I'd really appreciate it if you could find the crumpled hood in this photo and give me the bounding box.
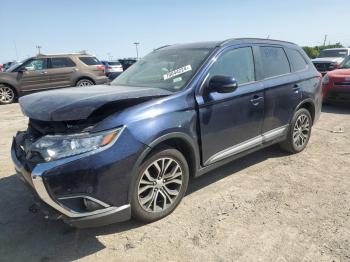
[19,85,172,121]
[312,57,344,63]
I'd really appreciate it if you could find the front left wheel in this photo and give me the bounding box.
[0,85,16,105]
[131,147,189,222]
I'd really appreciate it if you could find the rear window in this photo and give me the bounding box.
[108,61,121,66]
[286,49,308,72]
[51,57,76,68]
[79,56,101,65]
[319,49,348,58]
[260,47,291,78]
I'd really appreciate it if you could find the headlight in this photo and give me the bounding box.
[322,74,329,85]
[32,128,122,161]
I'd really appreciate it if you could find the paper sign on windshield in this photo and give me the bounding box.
[163,65,192,80]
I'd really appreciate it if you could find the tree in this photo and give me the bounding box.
[302,43,344,58]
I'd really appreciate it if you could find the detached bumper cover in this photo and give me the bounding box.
[11,138,132,228]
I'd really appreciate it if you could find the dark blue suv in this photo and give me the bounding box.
[11,38,322,228]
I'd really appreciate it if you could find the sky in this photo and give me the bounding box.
[1,0,350,63]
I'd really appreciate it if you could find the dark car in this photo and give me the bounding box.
[0,54,108,104]
[118,58,137,70]
[11,38,322,228]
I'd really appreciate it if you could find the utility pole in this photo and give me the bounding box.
[133,42,140,60]
[13,40,19,61]
[323,35,327,47]
[36,45,42,55]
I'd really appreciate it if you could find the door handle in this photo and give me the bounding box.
[40,71,48,75]
[293,84,300,93]
[250,95,263,106]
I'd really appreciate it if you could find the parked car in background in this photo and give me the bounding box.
[0,53,108,104]
[101,61,123,75]
[11,38,322,228]
[312,48,350,75]
[3,61,19,72]
[322,55,350,104]
[101,60,124,81]
[118,58,137,71]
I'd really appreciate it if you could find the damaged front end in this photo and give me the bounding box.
[12,85,169,227]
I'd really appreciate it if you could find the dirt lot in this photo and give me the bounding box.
[0,103,349,262]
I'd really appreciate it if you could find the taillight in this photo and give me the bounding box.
[96,65,104,70]
[108,66,112,69]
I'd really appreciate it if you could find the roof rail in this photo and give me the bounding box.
[36,52,90,56]
[220,38,296,46]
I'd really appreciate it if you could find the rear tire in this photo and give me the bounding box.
[279,108,312,153]
[76,79,94,87]
[0,85,16,105]
[131,147,189,222]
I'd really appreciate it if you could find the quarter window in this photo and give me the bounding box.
[208,47,255,85]
[286,49,308,72]
[260,47,290,78]
[79,56,101,65]
[51,57,76,68]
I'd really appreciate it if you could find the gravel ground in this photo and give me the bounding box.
[0,103,349,262]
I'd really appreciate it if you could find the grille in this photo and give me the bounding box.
[334,82,350,86]
[313,62,331,72]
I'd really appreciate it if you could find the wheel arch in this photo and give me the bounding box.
[127,132,200,202]
[0,82,19,98]
[295,99,315,124]
[75,76,96,86]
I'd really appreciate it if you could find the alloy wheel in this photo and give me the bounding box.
[0,86,14,104]
[137,158,183,213]
[77,80,93,86]
[293,113,310,149]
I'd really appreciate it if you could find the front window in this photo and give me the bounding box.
[319,49,348,58]
[340,56,350,69]
[20,59,47,71]
[111,48,211,92]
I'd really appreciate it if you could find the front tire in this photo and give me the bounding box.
[131,147,189,222]
[279,108,312,153]
[0,85,16,105]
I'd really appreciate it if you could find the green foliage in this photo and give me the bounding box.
[302,43,344,59]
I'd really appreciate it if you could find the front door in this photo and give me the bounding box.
[196,46,265,166]
[17,58,50,92]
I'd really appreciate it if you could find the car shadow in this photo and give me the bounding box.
[322,103,350,114]
[0,144,287,261]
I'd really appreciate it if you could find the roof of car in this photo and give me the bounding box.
[158,38,298,51]
[35,53,93,58]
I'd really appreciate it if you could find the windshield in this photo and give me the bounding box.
[5,61,22,72]
[111,48,211,92]
[319,49,348,58]
[340,56,350,69]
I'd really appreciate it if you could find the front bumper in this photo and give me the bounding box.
[323,86,350,103]
[11,137,133,228]
[95,76,109,85]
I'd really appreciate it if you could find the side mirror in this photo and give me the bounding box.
[207,75,238,93]
[18,67,27,73]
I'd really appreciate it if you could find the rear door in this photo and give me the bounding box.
[47,57,77,88]
[16,58,50,92]
[196,46,265,165]
[257,46,302,133]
